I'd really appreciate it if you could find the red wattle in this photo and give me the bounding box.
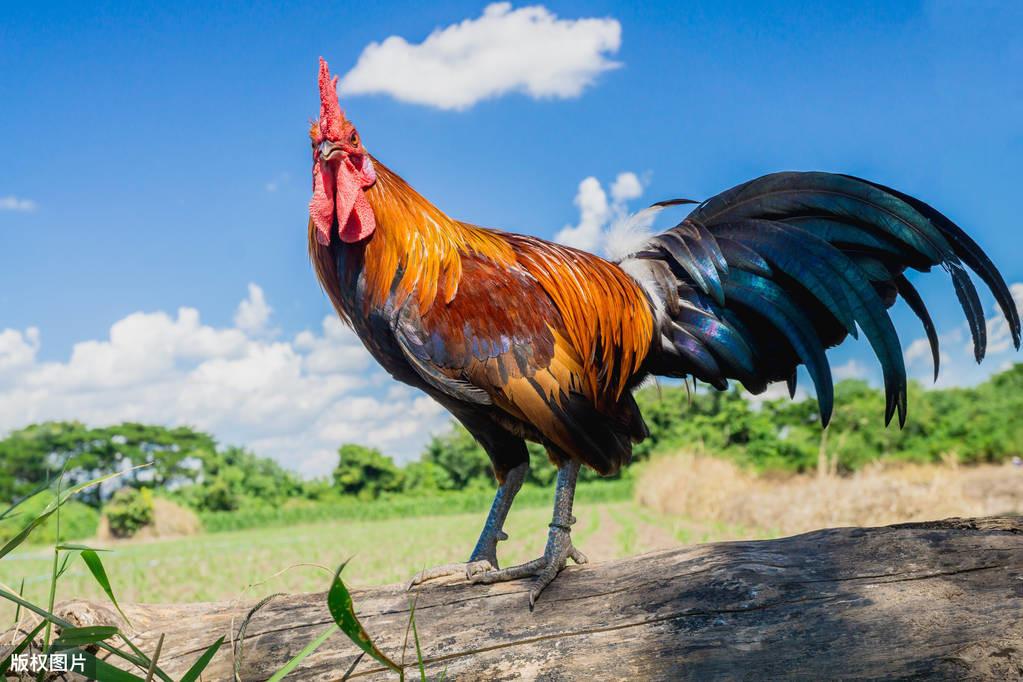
[310,162,336,246]
[336,158,376,243]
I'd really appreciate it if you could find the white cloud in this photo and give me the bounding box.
[984,282,1023,356]
[554,171,646,253]
[0,328,39,375]
[833,359,869,381]
[0,288,452,476]
[294,316,371,375]
[0,195,37,212]
[904,337,931,365]
[554,177,607,251]
[233,283,273,335]
[339,2,621,110]
[904,282,1022,388]
[904,336,952,373]
[610,172,643,204]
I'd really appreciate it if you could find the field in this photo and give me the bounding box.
[5,456,1020,627]
[1,495,761,623]
[638,454,1023,535]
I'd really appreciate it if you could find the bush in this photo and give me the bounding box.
[201,479,239,512]
[105,487,155,538]
[333,444,404,500]
[0,494,99,546]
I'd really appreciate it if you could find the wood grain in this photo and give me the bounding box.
[8,516,1023,680]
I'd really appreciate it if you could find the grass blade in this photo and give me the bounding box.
[0,620,46,676]
[41,469,69,663]
[79,650,149,682]
[327,561,400,674]
[56,543,111,552]
[0,586,169,680]
[341,652,365,681]
[117,634,173,682]
[233,593,283,682]
[13,577,25,625]
[266,625,335,682]
[56,551,78,579]
[179,635,225,682]
[0,465,150,561]
[144,633,164,682]
[410,599,426,682]
[0,482,50,523]
[81,549,131,626]
[53,625,119,647]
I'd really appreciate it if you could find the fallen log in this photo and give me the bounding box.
[12,516,1023,680]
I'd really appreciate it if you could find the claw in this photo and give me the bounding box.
[469,524,587,608]
[465,559,495,579]
[406,560,495,590]
[470,557,545,585]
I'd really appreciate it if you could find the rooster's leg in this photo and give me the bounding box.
[471,460,588,608]
[407,461,528,589]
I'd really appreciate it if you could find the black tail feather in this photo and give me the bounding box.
[620,171,1019,427]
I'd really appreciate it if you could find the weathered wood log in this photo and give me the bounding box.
[20,516,1023,680]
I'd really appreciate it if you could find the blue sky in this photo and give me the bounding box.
[1,1,1020,475]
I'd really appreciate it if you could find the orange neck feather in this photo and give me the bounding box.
[308,158,516,322]
[360,160,516,314]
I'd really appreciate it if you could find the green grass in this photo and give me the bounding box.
[2,495,763,624]
[198,479,633,533]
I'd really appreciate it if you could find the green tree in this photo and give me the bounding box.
[0,421,98,504]
[421,428,493,490]
[0,421,217,507]
[333,444,404,499]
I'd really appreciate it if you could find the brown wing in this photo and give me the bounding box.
[394,250,649,475]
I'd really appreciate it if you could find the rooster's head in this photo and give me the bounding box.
[309,57,377,246]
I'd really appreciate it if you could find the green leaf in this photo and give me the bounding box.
[81,549,131,626]
[410,599,426,681]
[0,586,162,679]
[0,483,50,523]
[266,626,335,682]
[0,465,150,560]
[179,636,225,682]
[56,543,110,552]
[0,620,46,676]
[327,561,400,673]
[12,577,25,624]
[56,551,78,579]
[117,634,174,682]
[78,650,148,682]
[340,653,365,682]
[53,625,119,647]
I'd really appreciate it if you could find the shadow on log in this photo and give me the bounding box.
[9,516,1023,680]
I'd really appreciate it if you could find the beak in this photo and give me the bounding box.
[319,140,346,162]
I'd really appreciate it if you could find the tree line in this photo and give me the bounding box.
[2,363,1020,512]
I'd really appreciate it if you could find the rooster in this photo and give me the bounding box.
[308,58,1020,607]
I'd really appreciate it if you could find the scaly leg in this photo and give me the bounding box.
[471,460,588,608]
[407,461,528,589]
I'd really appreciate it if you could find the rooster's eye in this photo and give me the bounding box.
[349,132,359,146]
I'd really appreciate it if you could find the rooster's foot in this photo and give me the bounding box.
[470,523,588,608]
[406,556,498,590]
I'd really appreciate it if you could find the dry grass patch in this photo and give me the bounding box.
[97,497,202,542]
[636,452,1023,536]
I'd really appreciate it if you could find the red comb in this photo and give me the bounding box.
[318,57,343,140]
